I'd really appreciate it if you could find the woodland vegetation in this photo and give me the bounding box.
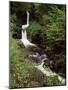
[10,1,66,88]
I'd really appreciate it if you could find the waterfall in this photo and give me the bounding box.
[21,11,65,85]
[21,11,37,48]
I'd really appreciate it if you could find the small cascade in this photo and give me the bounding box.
[21,11,37,48]
[29,50,65,85]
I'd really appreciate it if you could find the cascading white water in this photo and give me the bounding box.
[21,11,37,48]
[21,11,65,85]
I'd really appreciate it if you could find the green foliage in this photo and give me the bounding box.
[10,14,21,39]
[10,2,66,43]
[10,14,17,23]
[45,6,65,41]
[45,76,61,86]
[10,32,63,88]
[10,1,66,88]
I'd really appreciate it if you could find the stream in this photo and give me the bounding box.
[21,10,65,85]
[29,47,65,85]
